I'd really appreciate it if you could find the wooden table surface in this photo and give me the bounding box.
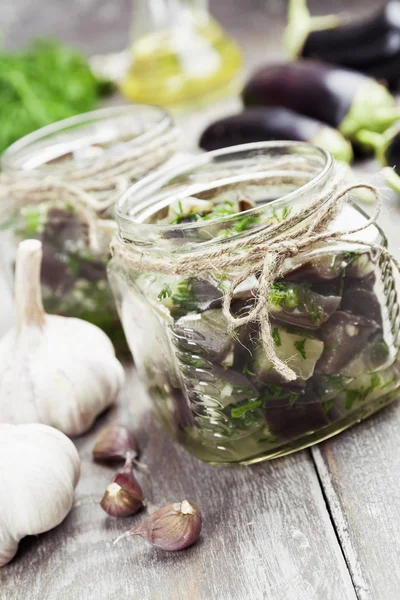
[2,1,400,599]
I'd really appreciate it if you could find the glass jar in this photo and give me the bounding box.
[121,0,242,106]
[108,142,400,464]
[0,105,177,351]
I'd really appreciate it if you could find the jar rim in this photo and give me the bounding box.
[1,104,173,173]
[115,141,333,245]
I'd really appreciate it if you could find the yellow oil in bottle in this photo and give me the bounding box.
[120,14,242,107]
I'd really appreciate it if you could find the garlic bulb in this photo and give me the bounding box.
[0,423,80,567]
[0,240,124,436]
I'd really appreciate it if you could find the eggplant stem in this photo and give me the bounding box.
[354,130,384,151]
[373,107,400,133]
[383,167,400,195]
[285,0,348,58]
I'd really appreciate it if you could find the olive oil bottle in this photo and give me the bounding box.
[121,0,242,107]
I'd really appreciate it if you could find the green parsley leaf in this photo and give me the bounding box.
[272,327,281,346]
[158,283,172,301]
[294,339,307,359]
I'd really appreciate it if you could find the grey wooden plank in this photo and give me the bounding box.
[309,174,400,600]
[0,365,356,600]
[312,399,400,600]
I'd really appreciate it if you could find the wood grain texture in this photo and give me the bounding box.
[1,366,356,600]
[312,401,400,600]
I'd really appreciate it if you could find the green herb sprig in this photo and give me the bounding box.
[0,39,108,153]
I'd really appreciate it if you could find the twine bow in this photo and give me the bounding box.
[111,176,400,382]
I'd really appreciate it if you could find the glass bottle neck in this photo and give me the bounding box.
[131,0,209,38]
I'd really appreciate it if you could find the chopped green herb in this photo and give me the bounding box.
[306,300,322,324]
[258,434,277,444]
[233,214,260,233]
[231,398,263,419]
[272,327,281,346]
[345,389,361,410]
[269,282,288,305]
[294,339,307,359]
[345,374,382,409]
[157,284,172,302]
[322,398,336,413]
[202,201,236,220]
[158,283,172,301]
[170,279,198,317]
[261,385,300,405]
[269,282,299,309]
[271,206,292,223]
[242,364,257,377]
[172,211,204,225]
[381,375,397,390]
[379,341,390,357]
[19,207,44,234]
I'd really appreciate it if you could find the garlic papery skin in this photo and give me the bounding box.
[0,423,80,567]
[93,424,139,462]
[115,500,202,551]
[0,240,125,436]
[100,453,144,517]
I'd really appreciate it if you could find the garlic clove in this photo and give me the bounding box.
[100,453,144,518]
[114,500,202,551]
[93,424,139,462]
[0,240,125,437]
[238,198,256,212]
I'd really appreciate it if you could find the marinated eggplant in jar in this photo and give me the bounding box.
[132,193,400,463]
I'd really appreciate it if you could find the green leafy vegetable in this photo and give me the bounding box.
[0,39,107,153]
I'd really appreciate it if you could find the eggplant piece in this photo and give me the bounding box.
[199,365,259,408]
[268,282,341,329]
[286,254,348,283]
[199,107,353,163]
[242,61,400,140]
[342,333,391,378]
[316,311,379,374]
[345,253,375,280]
[174,309,232,363]
[262,388,329,439]
[286,0,400,89]
[341,287,382,326]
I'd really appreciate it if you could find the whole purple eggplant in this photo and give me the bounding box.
[242,61,400,141]
[286,0,400,89]
[199,107,353,162]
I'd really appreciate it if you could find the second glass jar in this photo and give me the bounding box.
[0,105,177,351]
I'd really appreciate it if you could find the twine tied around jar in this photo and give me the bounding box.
[0,126,179,252]
[111,172,400,382]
